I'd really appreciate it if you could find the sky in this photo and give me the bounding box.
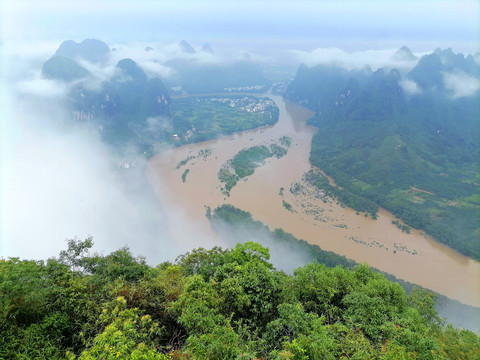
[0,0,479,261]
[1,0,479,53]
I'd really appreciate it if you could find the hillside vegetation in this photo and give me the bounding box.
[2,238,479,359]
[209,204,480,332]
[286,48,480,260]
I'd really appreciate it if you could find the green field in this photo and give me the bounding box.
[171,95,279,144]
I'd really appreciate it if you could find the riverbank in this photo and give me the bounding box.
[147,94,480,307]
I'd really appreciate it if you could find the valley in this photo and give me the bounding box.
[148,94,480,308]
[3,2,480,355]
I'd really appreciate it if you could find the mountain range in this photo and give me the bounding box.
[42,39,173,150]
[41,39,269,150]
[286,46,480,260]
[40,41,480,259]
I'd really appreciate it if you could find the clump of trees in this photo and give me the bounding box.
[218,139,292,195]
[1,237,479,359]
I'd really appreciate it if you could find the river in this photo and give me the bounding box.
[147,95,480,307]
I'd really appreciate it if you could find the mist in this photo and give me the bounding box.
[1,39,257,263]
[0,47,181,264]
[291,47,422,72]
[208,210,315,274]
[399,79,423,95]
[443,71,480,98]
[0,39,260,263]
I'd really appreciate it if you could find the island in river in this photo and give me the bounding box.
[147,94,480,308]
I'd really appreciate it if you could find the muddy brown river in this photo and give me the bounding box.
[148,95,480,307]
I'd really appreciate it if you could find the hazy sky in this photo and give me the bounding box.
[1,0,479,53]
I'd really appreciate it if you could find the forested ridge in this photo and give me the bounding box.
[2,237,479,359]
[286,48,480,260]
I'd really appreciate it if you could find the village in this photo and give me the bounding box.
[206,96,276,114]
[166,95,279,146]
[223,84,266,92]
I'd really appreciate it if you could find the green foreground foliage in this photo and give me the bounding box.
[2,237,479,359]
[209,204,480,332]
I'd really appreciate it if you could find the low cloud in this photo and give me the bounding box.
[76,59,120,91]
[15,76,71,98]
[139,60,175,78]
[0,41,180,264]
[0,97,178,263]
[146,116,173,133]
[109,41,224,76]
[108,41,269,80]
[210,217,314,274]
[443,71,480,98]
[399,79,422,95]
[137,116,174,145]
[0,40,59,77]
[291,47,421,71]
[474,53,480,65]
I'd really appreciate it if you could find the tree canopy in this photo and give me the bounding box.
[1,238,479,359]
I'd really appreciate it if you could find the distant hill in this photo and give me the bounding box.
[408,48,479,91]
[41,40,173,151]
[42,55,90,81]
[55,39,111,63]
[41,39,273,151]
[201,43,214,54]
[286,47,480,260]
[42,39,110,80]
[69,57,173,149]
[392,45,417,61]
[179,40,196,54]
